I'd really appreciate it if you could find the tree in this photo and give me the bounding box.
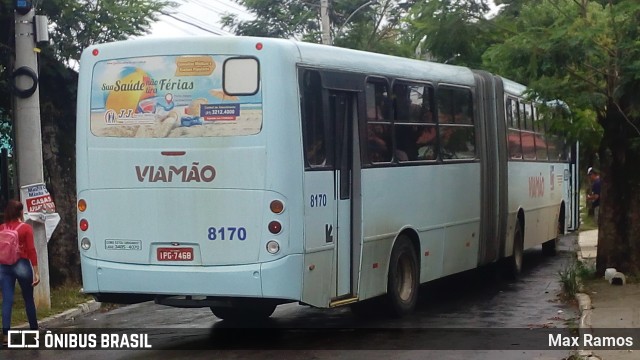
[0,0,174,285]
[483,0,640,275]
[220,0,415,56]
[406,0,493,67]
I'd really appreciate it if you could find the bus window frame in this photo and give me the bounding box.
[435,84,477,162]
[300,68,331,170]
[364,76,393,165]
[391,79,438,164]
[506,97,523,160]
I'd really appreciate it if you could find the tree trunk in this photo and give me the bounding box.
[39,55,80,286]
[42,115,80,285]
[595,102,640,275]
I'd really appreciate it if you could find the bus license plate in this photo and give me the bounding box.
[157,248,193,261]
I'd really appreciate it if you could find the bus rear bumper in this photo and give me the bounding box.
[80,254,303,305]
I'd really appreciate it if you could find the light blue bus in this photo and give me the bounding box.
[76,36,579,320]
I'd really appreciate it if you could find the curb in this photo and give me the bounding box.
[575,292,594,358]
[574,234,601,360]
[16,300,102,329]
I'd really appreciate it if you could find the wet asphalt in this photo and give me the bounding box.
[5,234,579,360]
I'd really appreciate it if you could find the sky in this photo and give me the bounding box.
[148,0,253,37]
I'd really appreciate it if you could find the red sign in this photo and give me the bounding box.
[26,194,56,213]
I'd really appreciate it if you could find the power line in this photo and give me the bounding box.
[159,11,229,36]
[177,12,233,35]
[154,18,203,36]
[205,0,250,14]
[188,0,227,17]
[153,0,252,37]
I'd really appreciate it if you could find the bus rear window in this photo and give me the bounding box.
[89,55,262,138]
[224,58,259,95]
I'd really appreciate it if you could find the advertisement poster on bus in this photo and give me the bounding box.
[89,55,263,138]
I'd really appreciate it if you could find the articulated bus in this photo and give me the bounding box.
[76,36,579,320]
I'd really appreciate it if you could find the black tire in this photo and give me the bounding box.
[210,303,276,321]
[386,235,419,317]
[11,66,38,98]
[542,216,563,256]
[504,219,524,280]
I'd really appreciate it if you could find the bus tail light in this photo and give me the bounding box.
[79,219,89,231]
[266,240,280,254]
[77,199,87,212]
[270,200,284,214]
[80,237,91,250]
[268,221,281,234]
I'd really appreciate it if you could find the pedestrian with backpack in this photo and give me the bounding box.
[0,200,39,346]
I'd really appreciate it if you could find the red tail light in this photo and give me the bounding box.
[79,219,89,231]
[268,221,281,234]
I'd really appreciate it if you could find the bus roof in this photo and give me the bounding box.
[83,36,476,87]
[293,40,476,86]
[501,77,527,97]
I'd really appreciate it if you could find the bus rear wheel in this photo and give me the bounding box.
[210,303,276,321]
[504,219,524,280]
[542,216,563,256]
[386,235,419,317]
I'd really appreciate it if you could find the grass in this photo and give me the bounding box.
[557,190,599,300]
[554,185,601,296]
[1,281,93,327]
[558,258,597,299]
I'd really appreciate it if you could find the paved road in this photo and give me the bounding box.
[4,235,579,359]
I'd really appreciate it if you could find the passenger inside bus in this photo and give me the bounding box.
[368,124,391,162]
[306,139,327,166]
[416,126,437,160]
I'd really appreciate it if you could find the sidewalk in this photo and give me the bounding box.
[576,229,640,360]
[15,299,102,330]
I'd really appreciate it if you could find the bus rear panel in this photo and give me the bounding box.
[76,38,303,307]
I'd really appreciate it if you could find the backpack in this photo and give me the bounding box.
[0,223,24,265]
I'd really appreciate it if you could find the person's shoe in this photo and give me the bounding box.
[2,334,7,347]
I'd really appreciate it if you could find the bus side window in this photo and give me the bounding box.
[437,86,476,160]
[365,80,392,164]
[521,102,536,160]
[301,70,328,168]
[533,107,548,161]
[507,98,523,160]
[393,82,436,162]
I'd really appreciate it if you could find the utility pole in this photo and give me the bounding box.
[320,0,332,45]
[13,1,51,309]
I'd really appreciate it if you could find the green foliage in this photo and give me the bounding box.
[39,0,175,62]
[0,108,11,151]
[558,258,596,299]
[220,0,323,40]
[407,0,493,67]
[483,0,640,161]
[220,0,414,55]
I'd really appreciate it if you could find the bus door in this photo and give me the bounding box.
[567,142,580,231]
[329,90,361,299]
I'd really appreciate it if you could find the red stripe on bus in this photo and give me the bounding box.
[161,151,186,156]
